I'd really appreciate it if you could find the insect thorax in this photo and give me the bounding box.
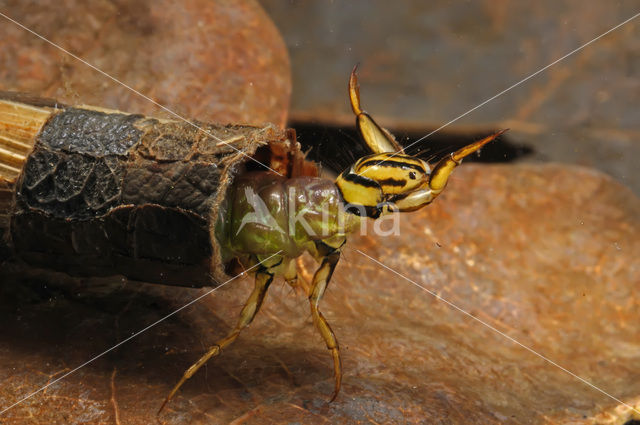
[216,172,361,263]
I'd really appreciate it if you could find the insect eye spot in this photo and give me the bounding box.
[409,171,417,180]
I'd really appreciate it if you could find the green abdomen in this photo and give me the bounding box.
[218,172,352,262]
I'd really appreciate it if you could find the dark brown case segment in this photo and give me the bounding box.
[9,106,284,287]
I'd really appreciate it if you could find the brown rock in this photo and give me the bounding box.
[0,0,291,126]
[0,163,638,424]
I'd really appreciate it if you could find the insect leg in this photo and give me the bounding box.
[294,256,314,296]
[283,258,307,296]
[159,258,278,413]
[308,243,342,402]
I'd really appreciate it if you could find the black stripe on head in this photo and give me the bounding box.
[341,170,381,188]
[358,159,425,172]
[387,192,409,203]
[377,177,407,187]
[344,204,382,219]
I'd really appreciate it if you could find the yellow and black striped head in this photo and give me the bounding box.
[337,66,506,219]
[335,152,431,218]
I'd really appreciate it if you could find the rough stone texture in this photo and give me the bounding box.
[0,0,291,127]
[0,1,638,424]
[260,0,640,193]
[0,164,638,424]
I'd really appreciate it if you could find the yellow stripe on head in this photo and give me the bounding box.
[335,166,383,208]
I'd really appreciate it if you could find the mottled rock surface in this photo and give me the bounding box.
[0,0,291,127]
[0,164,638,424]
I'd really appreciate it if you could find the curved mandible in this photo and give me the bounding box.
[349,65,404,154]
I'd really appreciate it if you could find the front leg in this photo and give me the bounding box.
[308,242,343,402]
[159,256,279,413]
